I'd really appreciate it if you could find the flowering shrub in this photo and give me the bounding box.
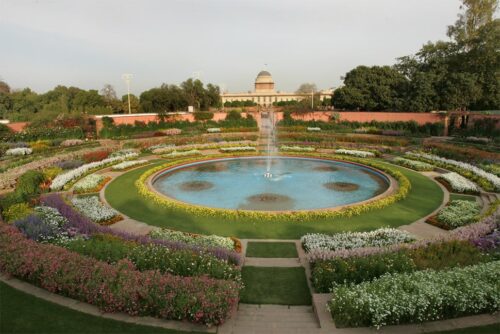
[439,172,479,193]
[219,146,256,152]
[14,206,68,243]
[280,145,315,152]
[392,157,434,171]
[207,128,221,133]
[71,196,119,224]
[112,159,149,171]
[149,228,235,251]
[334,149,375,158]
[40,194,242,265]
[329,261,500,328]
[60,139,84,147]
[435,200,481,229]
[82,150,110,163]
[135,153,411,222]
[50,153,138,190]
[5,147,32,156]
[301,228,414,253]
[406,152,500,191]
[73,174,108,194]
[0,223,240,326]
[306,210,500,262]
[163,149,201,158]
[64,233,241,282]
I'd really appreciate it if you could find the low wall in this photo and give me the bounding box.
[284,111,445,125]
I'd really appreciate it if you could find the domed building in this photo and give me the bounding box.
[221,70,333,108]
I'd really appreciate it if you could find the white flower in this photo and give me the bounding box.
[307,127,321,131]
[71,196,118,223]
[207,128,221,133]
[280,145,315,152]
[335,149,375,158]
[219,146,256,152]
[112,160,149,170]
[74,174,105,192]
[149,229,235,250]
[163,150,201,158]
[5,147,32,156]
[440,172,479,193]
[393,157,433,171]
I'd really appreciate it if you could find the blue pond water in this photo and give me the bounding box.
[153,157,389,211]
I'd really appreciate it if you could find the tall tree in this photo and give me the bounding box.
[447,0,498,45]
[0,80,10,94]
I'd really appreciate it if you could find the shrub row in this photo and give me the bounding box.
[0,223,240,326]
[329,261,500,328]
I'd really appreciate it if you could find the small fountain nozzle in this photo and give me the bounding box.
[263,172,273,178]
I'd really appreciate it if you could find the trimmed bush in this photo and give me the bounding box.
[435,200,481,229]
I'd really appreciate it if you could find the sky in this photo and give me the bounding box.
[0,0,462,96]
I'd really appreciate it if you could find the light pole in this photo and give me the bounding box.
[311,90,314,110]
[121,74,133,114]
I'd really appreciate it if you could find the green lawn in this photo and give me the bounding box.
[246,242,298,258]
[240,267,311,305]
[0,282,201,334]
[450,193,478,202]
[105,161,444,239]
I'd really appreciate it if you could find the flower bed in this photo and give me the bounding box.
[406,152,500,191]
[0,223,240,326]
[207,128,221,133]
[329,261,500,328]
[14,206,69,243]
[438,172,479,193]
[136,153,410,222]
[280,145,316,152]
[392,157,434,171]
[149,228,235,251]
[334,149,375,158]
[219,146,256,152]
[60,139,84,147]
[430,200,481,229]
[71,196,121,225]
[163,149,201,158]
[111,159,150,171]
[307,127,321,132]
[306,210,499,262]
[40,193,242,265]
[50,152,138,190]
[5,147,32,156]
[83,150,110,163]
[73,174,109,194]
[301,228,414,253]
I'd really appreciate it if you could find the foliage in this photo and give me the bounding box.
[392,157,434,171]
[13,206,69,243]
[71,196,119,224]
[0,223,240,326]
[2,203,33,223]
[149,228,235,251]
[435,200,481,229]
[193,111,214,121]
[301,228,415,253]
[329,261,500,328]
[82,150,110,163]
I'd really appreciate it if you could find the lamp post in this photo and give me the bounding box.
[121,74,133,114]
[311,90,314,110]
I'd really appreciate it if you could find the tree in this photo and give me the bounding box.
[121,94,140,114]
[0,80,10,94]
[296,83,318,94]
[447,0,498,45]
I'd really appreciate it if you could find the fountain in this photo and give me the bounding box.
[263,108,277,178]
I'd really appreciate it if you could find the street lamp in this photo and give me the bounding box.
[311,90,314,110]
[121,74,133,114]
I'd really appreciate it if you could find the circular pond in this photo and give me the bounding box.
[152,157,390,211]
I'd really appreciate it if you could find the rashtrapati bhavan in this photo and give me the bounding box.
[220,70,333,107]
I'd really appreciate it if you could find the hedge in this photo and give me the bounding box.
[0,223,240,326]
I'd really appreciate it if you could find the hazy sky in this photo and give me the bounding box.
[0,0,462,96]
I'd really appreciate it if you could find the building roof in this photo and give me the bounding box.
[257,70,271,77]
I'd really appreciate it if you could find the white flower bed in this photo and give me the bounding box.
[280,145,315,152]
[393,157,434,171]
[71,196,118,223]
[330,261,500,328]
[219,146,256,152]
[301,228,415,252]
[307,127,321,132]
[110,149,138,158]
[60,139,84,147]
[148,143,175,153]
[207,128,221,133]
[5,147,32,156]
[465,136,490,144]
[335,149,375,158]
[50,153,138,190]
[163,150,201,158]
[440,172,479,193]
[73,174,105,193]
[112,160,149,170]
[150,229,235,250]
[407,152,500,190]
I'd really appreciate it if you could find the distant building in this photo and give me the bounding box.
[220,70,333,107]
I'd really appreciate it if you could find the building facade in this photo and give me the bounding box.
[220,70,333,107]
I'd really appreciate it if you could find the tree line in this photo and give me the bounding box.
[0,78,222,122]
[333,0,499,112]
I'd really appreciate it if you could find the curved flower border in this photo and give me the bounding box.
[134,153,411,222]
